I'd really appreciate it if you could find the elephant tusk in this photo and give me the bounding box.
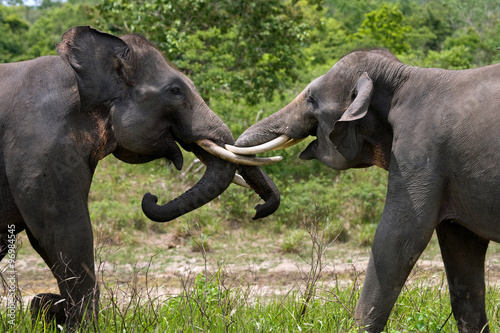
[195,139,283,166]
[226,135,306,155]
[272,137,306,150]
[232,173,251,188]
[225,135,290,155]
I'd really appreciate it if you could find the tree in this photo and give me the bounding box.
[0,5,29,62]
[350,3,411,54]
[324,0,377,33]
[23,2,89,58]
[300,2,348,66]
[92,0,310,105]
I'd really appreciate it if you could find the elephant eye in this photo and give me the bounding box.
[170,87,183,96]
[306,93,317,106]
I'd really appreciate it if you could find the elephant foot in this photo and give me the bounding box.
[30,293,66,326]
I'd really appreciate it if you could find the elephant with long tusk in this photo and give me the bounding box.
[233,48,500,333]
[0,26,281,329]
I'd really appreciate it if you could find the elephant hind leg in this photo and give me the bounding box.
[436,220,489,333]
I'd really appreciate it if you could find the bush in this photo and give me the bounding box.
[281,229,309,254]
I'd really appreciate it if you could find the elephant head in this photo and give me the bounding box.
[232,50,395,171]
[56,26,281,221]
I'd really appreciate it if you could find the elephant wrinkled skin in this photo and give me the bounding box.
[0,26,279,328]
[235,49,500,332]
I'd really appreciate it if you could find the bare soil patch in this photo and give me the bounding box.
[4,231,500,303]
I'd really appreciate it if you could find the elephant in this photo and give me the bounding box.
[0,26,280,328]
[231,48,500,332]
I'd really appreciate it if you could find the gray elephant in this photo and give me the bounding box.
[0,26,280,328]
[232,49,500,332]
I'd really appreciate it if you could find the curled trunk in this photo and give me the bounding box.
[141,139,281,222]
[142,145,236,222]
[237,165,280,219]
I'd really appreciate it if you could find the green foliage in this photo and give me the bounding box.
[301,3,349,64]
[325,0,378,33]
[0,6,29,62]
[92,0,310,105]
[281,228,309,253]
[189,272,231,313]
[23,3,89,58]
[0,1,93,63]
[351,3,411,53]
[424,45,472,70]
[401,0,453,52]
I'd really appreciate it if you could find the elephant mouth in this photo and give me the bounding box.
[297,124,319,159]
[163,135,184,171]
[308,124,319,137]
[168,136,282,189]
[174,136,283,168]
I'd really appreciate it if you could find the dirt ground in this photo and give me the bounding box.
[4,231,500,304]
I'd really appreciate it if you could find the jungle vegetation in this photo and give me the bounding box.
[1,1,500,331]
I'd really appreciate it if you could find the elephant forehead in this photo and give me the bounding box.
[324,59,358,84]
[307,75,330,93]
[137,60,172,81]
[126,45,174,81]
[135,84,162,99]
[327,58,350,75]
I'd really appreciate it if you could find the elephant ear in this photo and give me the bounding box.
[56,26,132,107]
[329,72,373,161]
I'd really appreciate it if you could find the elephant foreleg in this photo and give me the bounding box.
[8,146,100,329]
[436,220,489,333]
[24,213,99,328]
[26,229,67,325]
[30,293,66,325]
[355,165,442,332]
[354,219,435,332]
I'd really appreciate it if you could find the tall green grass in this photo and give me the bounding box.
[2,263,499,332]
[2,209,500,332]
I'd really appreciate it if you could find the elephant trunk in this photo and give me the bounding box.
[237,165,280,219]
[235,94,310,148]
[235,111,288,148]
[142,145,236,222]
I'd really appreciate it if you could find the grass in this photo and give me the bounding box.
[2,245,500,332]
[2,155,500,332]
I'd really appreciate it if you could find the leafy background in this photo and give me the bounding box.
[2,1,500,331]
